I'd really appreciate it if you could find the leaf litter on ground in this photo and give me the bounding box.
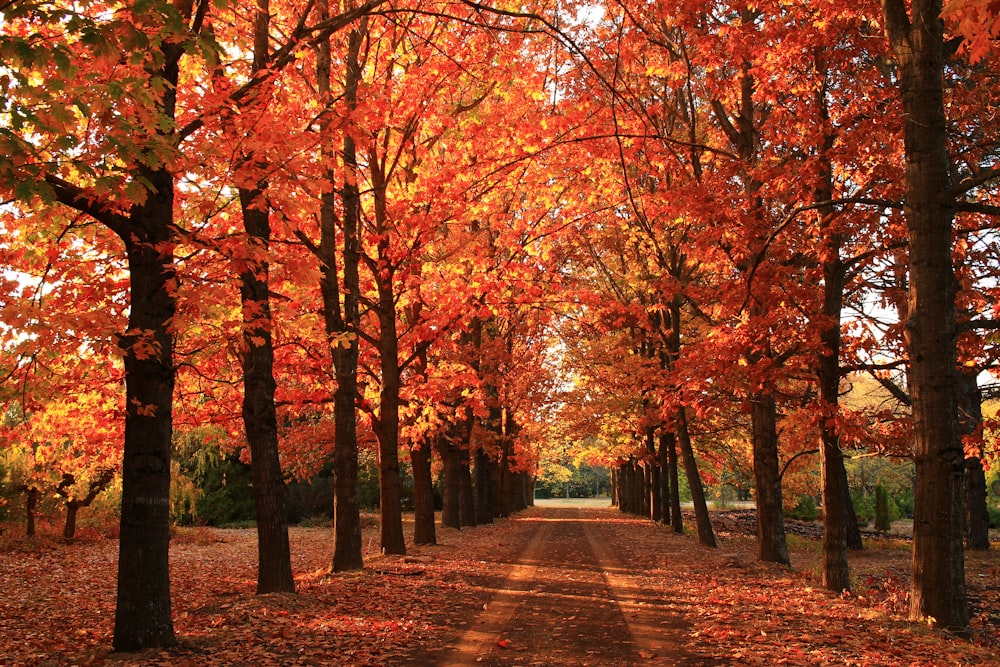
[1,506,998,666]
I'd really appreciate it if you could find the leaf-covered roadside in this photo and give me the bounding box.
[2,507,999,666]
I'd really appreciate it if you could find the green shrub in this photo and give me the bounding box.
[892,488,914,518]
[988,505,1000,529]
[851,489,874,526]
[787,494,819,521]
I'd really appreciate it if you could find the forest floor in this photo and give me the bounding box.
[1,502,999,666]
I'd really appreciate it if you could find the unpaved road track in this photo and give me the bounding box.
[438,506,714,666]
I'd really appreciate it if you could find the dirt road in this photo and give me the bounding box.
[436,505,714,666]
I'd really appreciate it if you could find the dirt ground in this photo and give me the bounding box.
[2,503,999,666]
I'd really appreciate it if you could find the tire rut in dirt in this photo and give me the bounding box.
[464,509,639,666]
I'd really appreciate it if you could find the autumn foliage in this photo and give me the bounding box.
[1,0,999,654]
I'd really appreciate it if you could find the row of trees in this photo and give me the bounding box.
[538,0,1000,637]
[1,0,998,650]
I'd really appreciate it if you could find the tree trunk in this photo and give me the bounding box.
[882,0,968,633]
[965,457,989,550]
[959,368,989,550]
[57,470,115,542]
[846,495,864,551]
[750,391,789,565]
[475,446,495,525]
[658,433,671,524]
[374,277,406,555]
[411,440,436,545]
[439,434,462,529]
[236,0,295,595]
[664,433,683,533]
[621,462,632,514]
[64,501,80,542]
[368,132,406,556]
[632,459,644,516]
[676,409,716,547]
[237,198,295,592]
[814,66,852,591]
[24,486,39,538]
[642,461,652,518]
[459,447,476,527]
[316,13,365,572]
[113,184,178,651]
[643,425,661,522]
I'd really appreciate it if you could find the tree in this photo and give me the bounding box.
[55,468,116,541]
[881,0,969,634]
[0,1,199,647]
[230,0,296,596]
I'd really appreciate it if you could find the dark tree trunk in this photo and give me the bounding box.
[750,391,789,565]
[497,431,513,519]
[621,462,632,514]
[374,275,406,554]
[611,467,619,507]
[620,463,631,514]
[459,447,476,527]
[846,495,864,551]
[237,197,295,592]
[112,179,178,651]
[676,409,716,547]
[632,459,644,516]
[665,433,683,533]
[23,486,39,538]
[475,447,495,525]
[64,502,80,542]
[817,248,850,584]
[814,68,852,591]
[658,433,671,524]
[643,427,661,522]
[411,440,436,545]
[47,70,178,657]
[642,461,652,518]
[368,140,406,557]
[882,0,968,633]
[440,435,462,529]
[959,369,989,550]
[649,462,662,523]
[42,23,187,652]
[316,14,365,572]
[235,0,295,595]
[965,457,989,550]
[56,470,115,542]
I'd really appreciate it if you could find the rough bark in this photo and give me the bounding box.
[475,446,496,525]
[21,486,39,538]
[112,178,178,651]
[316,10,365,571]
[411,440,436,545]
[882,0,969,634]
[56,470,115,542]
[813,64,852,591]
[439,433,462,529]
[664,433,683,533]
[366,134,406,556]
[45,59,178,656]
[750,391,790,565]
[658,433,671,524]
[236,0,295,595]
[237,199,295,591]
[676,409,716,548]
[459,447,476,527]
[958,369,989,550]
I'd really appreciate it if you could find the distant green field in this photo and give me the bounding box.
[534,497,614,508]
